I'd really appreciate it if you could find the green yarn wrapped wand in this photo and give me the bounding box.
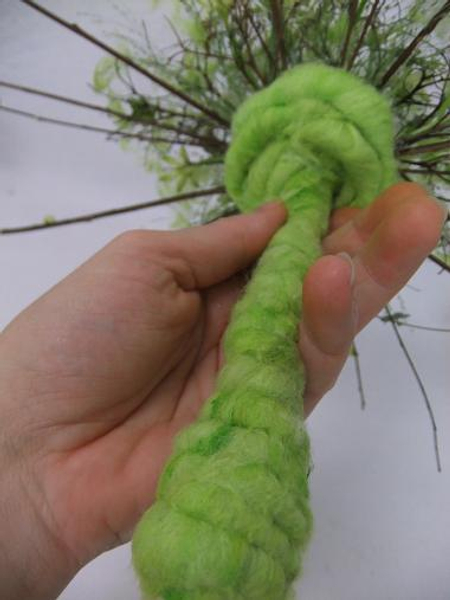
[132,63,399,599]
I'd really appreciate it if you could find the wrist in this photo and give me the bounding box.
[0,449,78,600]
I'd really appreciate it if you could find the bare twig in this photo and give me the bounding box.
[394,69,433,108]
[402,119,450,147]
[246,8,275,68]
[0,79,225,148]
[270,0,288,71]
[400,322,450,333]
[347,0,382,71]
[399,141,450,156]
[225,22,260,89]
[379,0,450,88]
[164,20,234,114]
[407,76,450,135]
[21,0,229,127]
[428,253,450,274]
[351,342,367,410]
[234,4,268,85]
[0,186,226,234]
[384,304,442,472]
[340,0,359,67]
[0,79,120,115]
[0,104,208,147]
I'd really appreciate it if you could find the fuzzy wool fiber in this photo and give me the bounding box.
[132,63,399,600]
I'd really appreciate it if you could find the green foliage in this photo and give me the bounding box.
[93,56,116,92]
[93,0,450,221]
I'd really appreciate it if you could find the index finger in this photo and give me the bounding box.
[349,190,446,332]
[323,182,437,256]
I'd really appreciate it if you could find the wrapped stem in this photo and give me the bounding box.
[132,184,333,600]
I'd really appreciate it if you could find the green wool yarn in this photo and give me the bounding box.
[132,63,399,600]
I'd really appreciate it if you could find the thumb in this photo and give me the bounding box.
[164,201,287,289]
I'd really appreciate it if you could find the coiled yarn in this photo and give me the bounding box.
[132,63,398,600]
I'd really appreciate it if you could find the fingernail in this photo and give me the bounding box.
[336,251,355,288]
[255,200,285,214]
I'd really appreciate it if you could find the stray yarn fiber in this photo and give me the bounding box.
[132,63,398,600]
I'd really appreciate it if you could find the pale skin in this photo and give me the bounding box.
[0,182,446,600]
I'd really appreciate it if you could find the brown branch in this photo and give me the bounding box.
[0,79,120,115]
[0,186,226,234]
[225,22,260,90]
[399,322,450,333]
[270,0,288,71]
[167,47,235,64]
[401,165,450,183]
[165,21,234,114]
[246,8,275,68]
[379,0,450,88]
[285,0,303,22]
[384,304,442,472]
[395,71,439,108]
[0,104,209,147]
[401,119,450,146]
[346,0,382,71]
[405,73,450,135]
[0,79,225,149]
[197,49,235,113]
[399,141,450,156]
[351,342,367,410]
[340,0,359,67]
[234,4,267,86]
[21,0,229,127]
[428,253,450,274]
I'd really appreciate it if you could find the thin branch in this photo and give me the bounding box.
[246,8,275,68]
[384,304,442,473]
[347,0,382,71]
[0,79,224,148]
[165,20,234,114]
[428,253,450,273]
[270,0,288,71]
[21,0,229,127]
[402,118,450,146]
[340,0,359,67]
[0,79,119,115]
[351,342,367,410]
[401,167,450,184]
[225,22,260,90]
[285,0,303,22]
[400,322,450,333]
[379,0,450,88]
[399,141,450,156]
[394,70,437,108]
[394,69,427,108]
[0,186,226,234]
[408,78,450,134]
[234,4,268,86]
[0,104,208,147]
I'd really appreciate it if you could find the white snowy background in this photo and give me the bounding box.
[0,2,449,599]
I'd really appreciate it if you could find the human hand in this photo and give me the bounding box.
[300,182,447,413]
[0,182,445,599]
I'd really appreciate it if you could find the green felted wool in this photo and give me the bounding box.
[132,63,399,599]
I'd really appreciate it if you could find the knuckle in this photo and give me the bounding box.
[387,181,428,199]
[112,229,152,250]
[110,229,170,260]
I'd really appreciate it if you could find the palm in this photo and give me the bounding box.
[2,242,246,565]
[1,185,443,572]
